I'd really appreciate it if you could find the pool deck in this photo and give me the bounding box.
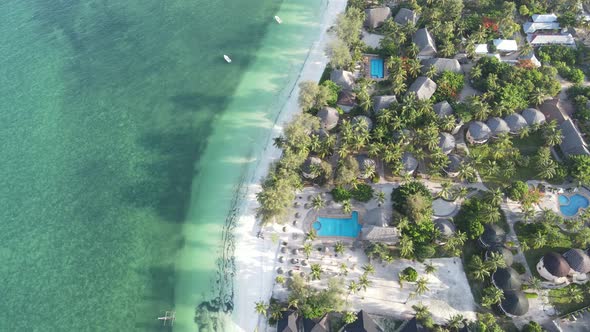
[303,207,367,241]
[362,54,388,81]
[526,181,590,219]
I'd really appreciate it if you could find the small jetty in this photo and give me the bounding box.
[157,311,176,326]
[274,15,282,24]
[223,54,232,63]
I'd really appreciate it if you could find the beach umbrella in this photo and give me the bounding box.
[294,202,300,208]
[282,241,288,246]
[282,226,287,232]
[292,220,297,226]
[295,212,301,218]
[291,258,300,264]
[279,256,285,263]
[300,272,306,277]
[281,247,288,254]
[292,248,299,255]
[277,267,284,274]
[302,260,308,266]
[288,270,294,276]
[304,203,310,209]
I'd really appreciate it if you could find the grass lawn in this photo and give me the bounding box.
[514,221,573,278]
[549,284,590,315]
[467,131,567,188]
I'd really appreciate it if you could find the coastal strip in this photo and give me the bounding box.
[230,0,347,331]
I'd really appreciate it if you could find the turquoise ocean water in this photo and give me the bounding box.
[0,0,324,331]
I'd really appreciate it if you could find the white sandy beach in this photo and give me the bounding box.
[230,0,347,331]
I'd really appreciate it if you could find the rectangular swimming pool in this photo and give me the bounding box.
[370,58,384,78]
[313,211,361,237]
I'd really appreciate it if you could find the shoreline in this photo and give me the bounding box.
[230,0,347,330]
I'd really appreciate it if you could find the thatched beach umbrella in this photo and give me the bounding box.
[282,226,287,232]
[295,212,301,218]
[288,270,295,276]
[294,202,300,208]
[302,260,308,266]
[281,247,288,254]
[279,256,285,263]
[291,258,300,264]
[277,267,284,274]
[292,248,299,255]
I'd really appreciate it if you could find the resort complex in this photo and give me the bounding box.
[252,1,590,332]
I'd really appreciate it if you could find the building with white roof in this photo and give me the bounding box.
[523,22,560,33]
[474,43,488,55]
[493,39,518,54]
[532,14,558,23]
[529,34,575,47]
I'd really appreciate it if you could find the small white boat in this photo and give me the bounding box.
[223,54,232,63]
[274,15,282,24]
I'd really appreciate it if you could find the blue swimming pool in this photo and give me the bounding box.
[370,58,384,78]
[559,194,589,217]
[313,211,362,237]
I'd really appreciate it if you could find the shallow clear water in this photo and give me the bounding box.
[559,194,589,217]
[314,211,362,237]
[0,0,324,330]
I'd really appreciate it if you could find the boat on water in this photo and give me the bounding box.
[223,54,232,63]
[274,15,282,24]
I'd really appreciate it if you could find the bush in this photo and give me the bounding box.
[506,181,529,201]
[401,267,418,282]
[415,244,436,260]
[350,183,374,202]
[331,186,351,202]
[321,80,341,106]
[433,71,465,102]
[524,293,539,299]
[522,320,543,332]
[391,182,433,220]
[512,262,526,275]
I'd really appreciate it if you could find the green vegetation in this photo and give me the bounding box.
[400,266,418,282]
[454,197,502,240]
[537,45,584,83]
[433,71,464,102]
[350,183,374,202]
[549,283,590,314]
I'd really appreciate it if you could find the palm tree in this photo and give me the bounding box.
[342,199,352,214]
[399,235,415,258]
[567,286,585,303]
[470,65,482,80]
[348,280,360,294]
[458,163,476,183]
[268,302,283,321]
[358,273,372,291]
[376,191,386,206]
[254,301,268,316]
[311,194,325,210]
[519,42,533,56]
[363,163,376,179]
[339,263,349,276]
[486,188,504,206]
[334,241,345,255]
[305,229,317,241]
[362,263,376,276]
[303,242,313,259]
[456,186,469,199]
[425,262,437,274]
[530,87,548,106]
[543,126,563,147]
[343,311,357,324]
[527,276,541,291]
[481,286,505,308]
[446,314,465,331]
[408,42,420,58]
[532,231,547,249]
[287,298,299,310]
[519,126,531,139]
[415,277,429,295]
[275,275,286,285]
[469,256,491,281]
[408,59,423,78]
[438,182,453,200]
[412,302,430,318]
[485,251,507,271]
[310,263,322,280]
[426,65,437,79]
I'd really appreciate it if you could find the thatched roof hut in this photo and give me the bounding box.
[317,107,339,131]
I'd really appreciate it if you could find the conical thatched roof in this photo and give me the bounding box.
[342,310,382,332]
[413,28,437,58]
[301,156,322,179]
[433,101,454,118]
[505,113,528,133]
[468,121,491,142]
[364,7,391,29]
[373,95,397,114]
[500,290,529,316]
[330,70,355,90]
[492,267,522,290]
[277,311,299,332]
[353,115,373,131]
[444,154,462,174]
[394,8,418,26]
[521,108,546,126]
[407,76,437,100]
[486,245,514,266]
[542,252,570,277]
[301,314,329,332]
[438,132,456,154]
[402,152,418,174]
[563,249,590,274]
[434,218,456,237]
[479,224,506,248]
[317,107,339,131]
[421,58,462,74]
[486,117,510,136]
